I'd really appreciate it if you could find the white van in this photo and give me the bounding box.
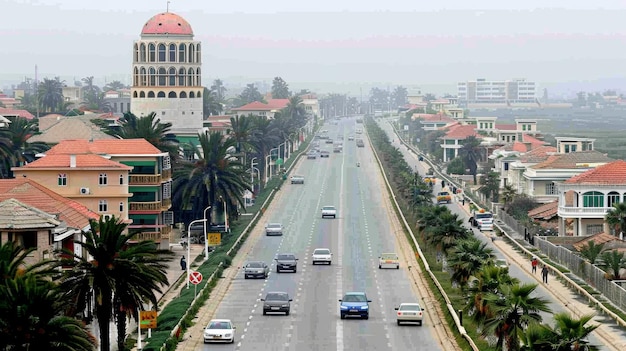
[473,212,494,231]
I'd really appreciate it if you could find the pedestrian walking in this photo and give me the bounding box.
[441,180,446,188]
[531,257,538,274]
[541,265,549,284]
[180,256,187,271]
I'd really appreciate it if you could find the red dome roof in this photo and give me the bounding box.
[141,12,193,36]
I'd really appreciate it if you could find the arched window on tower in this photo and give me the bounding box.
[149,67,156,86]
[169,44,176,62]
[178,68,186,86]
[196,43,201,62]
[133,91,138,98]
[190,91,195,98]
[180,91,187,98]
[134,44,139,62]
[197,90,202,98]
[140,91,146,98]
[188,44,194,63]
[168,67,176,86]
[158,67,166,86]
[158,44,166,62]
[149,43,156,62]
[168,91,177,98]
[140,43,146,62]
[188,68,194,86]
[157,91,166,98]
[148,91,155,98]
[196,68,201,86]
[140,67,147,86]
[179,43,186,62]
[133,67,139,86]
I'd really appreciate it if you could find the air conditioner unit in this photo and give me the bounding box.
[80,187,90,195]
[102,214,113,221]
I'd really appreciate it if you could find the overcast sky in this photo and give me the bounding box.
[1,0,626,94]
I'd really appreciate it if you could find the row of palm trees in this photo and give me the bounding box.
[365,117,599,351]
[0,217,174,351]
[0,116,50,178]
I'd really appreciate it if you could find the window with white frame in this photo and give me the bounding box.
[582,191,604,207]
[608,192,620,208]
[58,173,67,186]
[163,155,171,170]
[99,173,108,185]
[99,200,108,212]
[586,224,603,235]
[545,183,556,195]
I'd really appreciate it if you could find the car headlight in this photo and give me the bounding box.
[361,305,369,310]
[281,304,289,308]
[224,333,232,338]
[340,305,348,310]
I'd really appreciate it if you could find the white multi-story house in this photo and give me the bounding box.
[458,78,536,105]
[231,99,289,120]
[558,160,626,237]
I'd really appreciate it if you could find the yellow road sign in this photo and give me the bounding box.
[207,232,221,246]
[140,310,157,329]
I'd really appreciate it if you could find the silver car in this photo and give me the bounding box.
[321,206,337,218]
[265,223,283,236]
[312,248,332,265]
[262,292,292,315]
[395,303,425,326]
[244,261,269,279]
[290,175,305,184]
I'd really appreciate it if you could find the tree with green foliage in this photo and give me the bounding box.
[2,116,50,175]
[57,216,173,351]
[237,83,264,106]
[479,171,500,202]
[500,184,516,210]
[37,77,65,112]
[599,250,626,280]
[448,238,495,290]
[459,135,482,184]
[271,77,291,99]
[103,80,127,91]
[203,87,222,116]
[465,265,520,327]
[604,202,626,238]
[446,157,465,175]
[392,85,408,108]
[578,241,604,264]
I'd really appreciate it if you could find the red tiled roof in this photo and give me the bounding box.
[420,113,455,123]
[46,139,162,155]
[443,124,479,139]
[496,124,517,131]
[533,150,612,170]
[267,99,290,109]
[18,154,132,169]
[572,233,622,252]
[232,99,290,112]
[0,179,99,229]
[141,12,193,36]
[528,201,558,220]
[519,145,557,163]
[0,107,34,120]
[522,134,548,148]
[565,160,626,185]
[511,141,529,152]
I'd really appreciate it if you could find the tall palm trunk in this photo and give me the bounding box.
[116,304,128,351]
[96,288,113,351]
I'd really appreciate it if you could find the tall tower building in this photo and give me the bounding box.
[131,12,203,140]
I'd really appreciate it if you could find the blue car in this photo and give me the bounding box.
[339,292,371,319]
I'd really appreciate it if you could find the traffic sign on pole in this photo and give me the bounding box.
[189,271,203,285]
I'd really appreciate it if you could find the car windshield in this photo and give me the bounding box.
[343,294,367,302]
[314,249,330,255]
[322,206,335,210]
[381,253,398,260]
[277,254,295,260]
[247,262,263,268]
[475,213,493,219]
[267,223,281,228]
[438,192,449,196]
[266,293,289,301]
[399,304,421,311]
[208,321,231,329]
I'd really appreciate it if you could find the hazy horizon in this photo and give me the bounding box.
[2,1,626,96]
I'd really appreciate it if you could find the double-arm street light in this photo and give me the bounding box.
[267,147,279,180]
[203,206,211,260]
[186,218,206,289]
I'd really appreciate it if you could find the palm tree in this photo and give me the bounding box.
[547,313,599,351]
[103,80,127,91]
[519,323,555,351]
[0,241,95,351]
[109,112,179,164]
[5,117,50,168]
[283,95,307,125]
[210,79,227,103]
[465,265,520,328]
[57,216,174,351]
[482,283,552,351]
[37,77,64,112]
[605,202,626,238]
[578,241,604,264]
[173,131,251,224]
[459,135,482,184]
[248,116,280,188]
[0,128,14,178]
[448,238,495,290]
[500,184,517,210]
[81,91,111,112]
[424,211,470,253]
[203,87,222,116]
[598,250,626,280]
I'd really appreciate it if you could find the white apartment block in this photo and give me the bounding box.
[457,78,536,105]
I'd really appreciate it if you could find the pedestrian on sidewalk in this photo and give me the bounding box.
[180,256,187,271]
[541,265,549,284]
[531,257,538,274]
[441,180,446,189]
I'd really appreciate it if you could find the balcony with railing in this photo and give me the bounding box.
[130,201,161,211]
[558,206,611,218]
[131,225,172,242]
[129,174,161,185]
[161,198,171,209]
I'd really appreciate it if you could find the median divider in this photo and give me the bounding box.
[366,121,480,351]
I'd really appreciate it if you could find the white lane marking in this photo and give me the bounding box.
[336,134,346,351]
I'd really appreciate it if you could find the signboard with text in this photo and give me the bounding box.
[140,311,157,329]
[207,232,221,246]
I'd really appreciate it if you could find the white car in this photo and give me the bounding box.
[348,135,354,140]
[321,205,337,218]
[290,175,305,184]
[203,319,235,343]
[312,248,332,265]
[395,303,424,326]
[379,253,400,269]
[494,258,509,270]
[265,223,284,236]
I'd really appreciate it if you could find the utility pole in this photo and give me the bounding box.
[35,65,39,118]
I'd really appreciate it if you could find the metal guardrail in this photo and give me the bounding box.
[368,119,480,351]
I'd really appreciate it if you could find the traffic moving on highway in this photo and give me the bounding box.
[198,116,441,350]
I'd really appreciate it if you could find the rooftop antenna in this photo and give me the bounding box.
[166,1,170,12]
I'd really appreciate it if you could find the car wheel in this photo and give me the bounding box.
[230,338,235,344]
[418,321,423,326]
[286,310,290,316]
[328,262,331,265]
[244,275,249,279]
[293,268,297,273]
[263,310,267,315]
[312,261,316,265]
[340,314,345,320]
[396,265,400,269]
[378,265,381,269]
[333,215,336,218]
[364,315,369,320]
[276,268,281,273]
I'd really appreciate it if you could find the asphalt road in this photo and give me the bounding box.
[379,117,612,351]
[200,117,443,351]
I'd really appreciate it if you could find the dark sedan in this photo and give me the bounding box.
[262,292,292,315]
[275,253,298,273]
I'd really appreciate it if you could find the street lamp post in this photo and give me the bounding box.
[250,157,257,187]
[220,196,229,233]
[265,154,271,184]
[187,219,206,289]
[203,206,211,260]
[269,147,278,176]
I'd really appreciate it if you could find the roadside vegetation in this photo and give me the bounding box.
[365,116,600,351]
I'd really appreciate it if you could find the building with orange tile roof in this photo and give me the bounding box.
[557,160,626,237]
[441,124,480,162]
[35,139,173,246]
[231,99,290,119]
